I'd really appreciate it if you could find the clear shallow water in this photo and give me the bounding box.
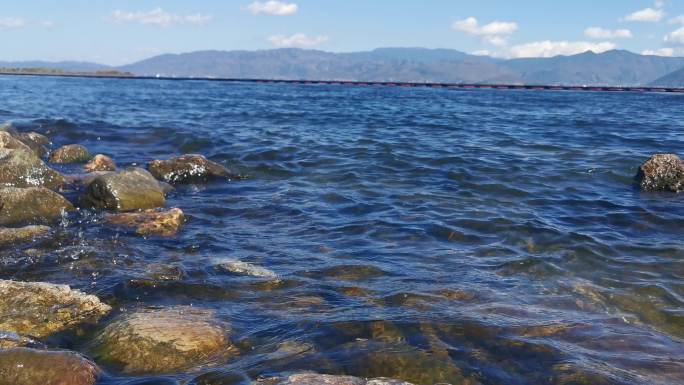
[1,75,683,384]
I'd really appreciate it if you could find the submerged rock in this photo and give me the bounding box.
[0,187,73,226]
[0,148,65,189]
[82,167,165,211]
[0,225,51,246]
[105,208,185,237]
[15,132,50,158]
[148,154,236,184]
[91,306,233,374]
[253,374,415,385]
[216,259,279,279]
[0,280,111,338]
[84,154,116,172]
[636,154,684,192]
[49,144,91,164]
[0,348,100,385]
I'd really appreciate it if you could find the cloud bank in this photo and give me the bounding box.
[452,17,518,46]
[584,27,632,39]
[268,33,328,47]
[247,1,298,16]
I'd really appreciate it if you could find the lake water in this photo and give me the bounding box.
[1,75,683,385]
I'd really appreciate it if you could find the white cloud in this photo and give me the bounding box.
[111,8,213,27]
[584,27,632,39]
[267,33,328,47]
[503,41,616,58]
[41,21,55,29]
[671,15,684,24]
[247,1,298,16]
[0,17,27,30]
[664,26,684,45]
[452,17,518,46]
[641,48,675,56]
[624,7,665,22]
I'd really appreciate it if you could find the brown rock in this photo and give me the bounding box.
[636,154,684,192]
[0,280,111,338]
[105,208,185,237]
[0,187,74,226]
[0,225,51,246]
[0,348,99,385]
[91,306,233,374]
[49,144,91,164]
[84,154,116,172]
[0,148,65,189]
[0,332,39,349]
[148,154,236,184]
[14,132,50,158]
[82,167,165,211]
[0,131,33,153]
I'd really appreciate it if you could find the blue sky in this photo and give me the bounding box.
[2,0,684,65]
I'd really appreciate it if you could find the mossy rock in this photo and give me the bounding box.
[90,306,234,374]
[82,167,165,211]
[0,187,74,226]
[49,144,91,164]
[148,154,236,184]
[0,280,111,338]
[0,148,65,189]
[0,348,100,385]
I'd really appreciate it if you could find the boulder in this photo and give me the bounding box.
[0,122,19,136]
[0,187,74,226]
[14,132,50,158]
[0,131,34,153]
[91,306,233,374]
[105,208,185,237]
[0,225,51,246]
[636,154,684,192]
[148,154,236,184]
[0,348,99,385]
[0,280,111,338]
[49,144,91,164]
[84,154,116,172]
[253,374,415,385]
[0,148,65,189]
[82,167,165,211]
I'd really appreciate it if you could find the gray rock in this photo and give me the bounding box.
[14,132,50,158]
[0,148,65,189]
[49,144,91,164]
[0,131,34,153]
[90,306,233,374]
[0,187,74,226]
[253,374,416,385]
[0,280,111,338]
[0,348,100,385]
[0,225,51,246]
[215,258,279,279]
[148,154,236,184]
[636,154,684,192]
[82,167,165,211]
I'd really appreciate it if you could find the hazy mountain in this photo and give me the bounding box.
[3,48,684,86]
[0,60,111,72]
[649,66,684,87]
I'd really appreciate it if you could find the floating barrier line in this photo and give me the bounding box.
[2,72,683,93]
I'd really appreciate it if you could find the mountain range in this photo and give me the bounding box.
[3,48,684,87]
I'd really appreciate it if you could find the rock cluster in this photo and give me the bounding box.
[636,153,684,192]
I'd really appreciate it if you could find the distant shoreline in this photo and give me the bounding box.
[2,71,684,94]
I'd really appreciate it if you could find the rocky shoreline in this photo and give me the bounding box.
[0,119,681,384]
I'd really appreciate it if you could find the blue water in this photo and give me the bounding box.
[1,75,684,385]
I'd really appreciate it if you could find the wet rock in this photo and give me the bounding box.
[49,144,91,164]
[105,208,185,237]
[148,154,236,184]
[82,167,165,211]
[0,225,51,246]
[0,332,39,349]
[84,154,116,172]
[0,131,34,153]
[216,259,278,279]
[91,306,233,374]
[147,263,186,281]
[0,148,65,189]
[636,154,684,192]
[65,171,113,186]
[0,187,74,226]
[0,280,111,338]
[0,348,100,385]
[14,132,50,158]
[253,374,415,385]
